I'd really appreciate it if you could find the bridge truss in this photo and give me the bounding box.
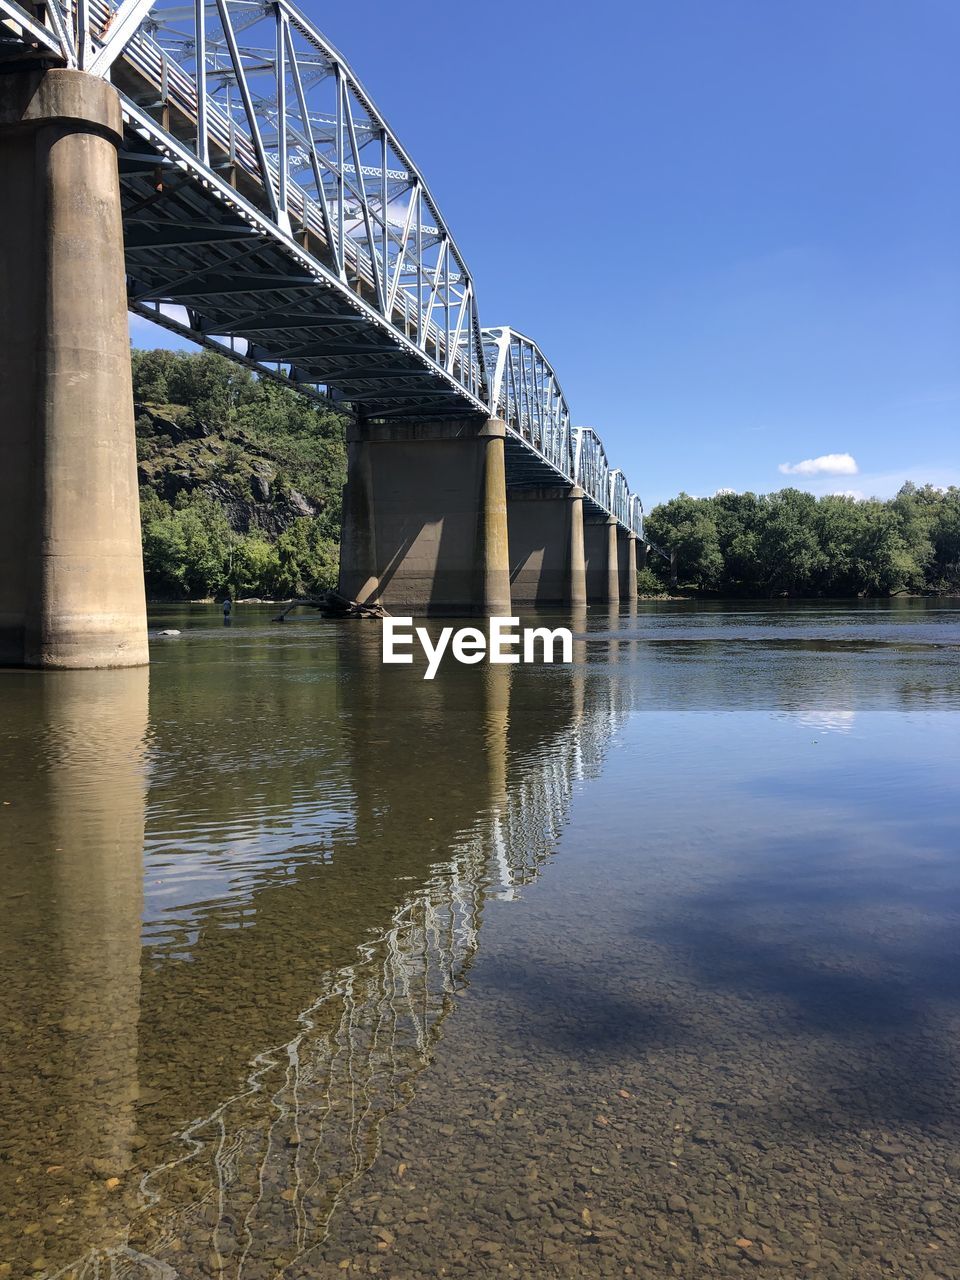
[0,0,645,536]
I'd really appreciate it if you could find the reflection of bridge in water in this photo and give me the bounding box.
[0,624,637,1278]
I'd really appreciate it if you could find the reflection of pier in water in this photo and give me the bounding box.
[17,630,636,1279]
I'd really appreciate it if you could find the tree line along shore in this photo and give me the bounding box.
[134,350,960,602]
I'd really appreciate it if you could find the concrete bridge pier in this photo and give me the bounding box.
[584,515,620,607]
[618,530,639,604]
[568,486,587,609]
[0,70,148,668]
[507,483,587,609]
[339,416,512,615]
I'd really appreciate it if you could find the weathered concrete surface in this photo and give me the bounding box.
[606,517,621,607]
[569,485,587,609]
[507,485,585,608]
[584,515,620,605]
[482,421,511,615]
[619,530,639,603]
[0,70,148,667]
[339,417,511,615]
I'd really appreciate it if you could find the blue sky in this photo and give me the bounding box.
[131,0,959,508]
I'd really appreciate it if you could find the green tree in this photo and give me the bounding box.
[645,494,723,590]
[135,348,347,598]
[712,491,763,592]
[753,489,823,595]
[643,482,954,599]
[929,487,960,591]
[140,490,234,598]
[233,535,280,597]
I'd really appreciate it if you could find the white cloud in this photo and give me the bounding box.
[829,489,864,500]
[779,452,859,477]
[792,465,960,501]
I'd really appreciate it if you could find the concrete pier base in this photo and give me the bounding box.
[507,484,586,608]
[619,531,639,604]
[338,416,511,615]
[0,70,148,668]
[584,515,620,606]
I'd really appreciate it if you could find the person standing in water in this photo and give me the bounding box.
[223,596,233,625]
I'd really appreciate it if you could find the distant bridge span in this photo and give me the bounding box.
[0,0,652,662]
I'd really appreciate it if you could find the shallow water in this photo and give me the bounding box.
[1,600,959,1278]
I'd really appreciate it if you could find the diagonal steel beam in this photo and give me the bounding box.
[0,0,67,57]
[320,368,443,381]
[215,0,279,220]
[278,343,399,357]
[341,77,386,312]
[343,389,463,402]
[221,313,369,331]
[146,273,319,298]
[124,225,262,250]
[284,17,339,274]
[87,0,158,76]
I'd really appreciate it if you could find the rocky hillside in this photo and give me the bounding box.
[137,404,323,535]
[133,349,347,600]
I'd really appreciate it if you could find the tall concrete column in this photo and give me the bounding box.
[0,70,148,668]
[569,486,587,609]
[606,518,620,608]
[481,423,511,615]
[339,416,511,615]
[619,531,639,604]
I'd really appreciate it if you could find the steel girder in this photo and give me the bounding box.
[0,0,647,536]
[482,326,573,478]
[481,328,644,537]
[608,470,629,528]
[574,428,609,522]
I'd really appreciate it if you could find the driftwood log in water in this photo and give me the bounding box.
[272,591,388,622]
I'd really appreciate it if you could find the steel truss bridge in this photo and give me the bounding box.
[1,0,645,537]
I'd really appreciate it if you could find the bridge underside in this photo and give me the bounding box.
[112,79,484,422]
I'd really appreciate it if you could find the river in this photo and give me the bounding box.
[1,601,958,1278]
